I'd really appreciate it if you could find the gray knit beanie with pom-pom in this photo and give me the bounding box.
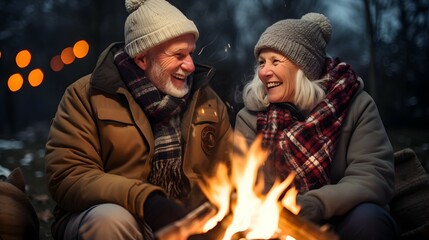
[124,0,199,57]
[254,13,332,80]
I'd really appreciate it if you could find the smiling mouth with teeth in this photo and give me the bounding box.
[267,82,281,89]
[173,74,186,80]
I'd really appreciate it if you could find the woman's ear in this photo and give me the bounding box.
[134,53,148,70]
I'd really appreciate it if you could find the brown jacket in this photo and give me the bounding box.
[45,43,233,235]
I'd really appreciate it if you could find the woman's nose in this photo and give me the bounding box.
[259,65,273,79]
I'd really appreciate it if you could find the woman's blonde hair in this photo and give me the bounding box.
[242,65,326,114]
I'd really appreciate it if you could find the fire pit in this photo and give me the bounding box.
[155,135,339,240]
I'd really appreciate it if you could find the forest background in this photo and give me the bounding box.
[1,0,429,133]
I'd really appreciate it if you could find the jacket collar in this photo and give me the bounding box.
[90,42,216,96]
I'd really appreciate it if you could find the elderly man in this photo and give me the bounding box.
[45,0,233,239]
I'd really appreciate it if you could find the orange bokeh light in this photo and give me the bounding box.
[28,68,44,87]
[8,73,24,92]
[73,40,89,58]
[16,49,32,68]
[50,55,64,72]
[61,47,75,65]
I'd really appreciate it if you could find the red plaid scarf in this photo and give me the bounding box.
[114,50,190,198]
[257,58,360,192]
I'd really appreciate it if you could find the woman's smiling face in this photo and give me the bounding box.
[257,49,299,103]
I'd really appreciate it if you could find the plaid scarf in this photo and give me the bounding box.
[257,57,360,192]
[114,50,190,198]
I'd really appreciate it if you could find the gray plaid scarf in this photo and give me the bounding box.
[114,50,190,198]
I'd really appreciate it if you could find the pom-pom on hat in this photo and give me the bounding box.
[254,13,332,80]
[124,0,199,57]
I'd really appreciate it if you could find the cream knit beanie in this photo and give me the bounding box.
[124,0,199,57]
[254,13,332,80]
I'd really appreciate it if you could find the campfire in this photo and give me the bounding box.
[155,135,339,240]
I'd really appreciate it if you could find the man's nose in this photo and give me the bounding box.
[181,55,195,73]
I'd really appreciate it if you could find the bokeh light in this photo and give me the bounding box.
[16,49,32,68]
[28,68,44,87]
[6,40,90,92]
[50,55,64,72]
[73,40,89,58]
[8,73,24,92]
[60,47,75,64]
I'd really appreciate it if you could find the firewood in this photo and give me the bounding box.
[155,202,339,240]
[155,202,217,240]
[275,209,339,240]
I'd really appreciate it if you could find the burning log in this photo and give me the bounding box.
[224,208,339,240]
[276,208,339,240]
[154,202,218,240]
[155,201,339,240]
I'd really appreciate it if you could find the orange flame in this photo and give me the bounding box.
[198,134,301,240]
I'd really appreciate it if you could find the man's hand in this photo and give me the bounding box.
[144,192,187,232]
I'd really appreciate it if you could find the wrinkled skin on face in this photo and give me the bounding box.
[135,33,196,98]
[257,49,299,103]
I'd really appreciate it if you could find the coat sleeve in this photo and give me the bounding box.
[304,91,395,219]
[45,77,162,219]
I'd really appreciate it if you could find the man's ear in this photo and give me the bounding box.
[134,53,148,70]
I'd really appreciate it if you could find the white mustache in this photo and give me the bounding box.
[174,69,190,79]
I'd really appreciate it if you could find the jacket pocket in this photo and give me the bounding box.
[97,108,134,125]
[194,99,219,124]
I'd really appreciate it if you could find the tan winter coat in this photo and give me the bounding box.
[45,43,233,236]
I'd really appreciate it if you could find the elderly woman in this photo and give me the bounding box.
[235,13,399,240]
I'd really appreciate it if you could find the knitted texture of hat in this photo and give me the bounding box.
[124,0,199,57]
[254,13,332,80]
